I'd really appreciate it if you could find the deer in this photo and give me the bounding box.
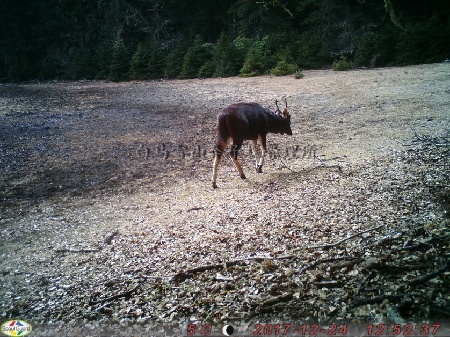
[212,98,292,189]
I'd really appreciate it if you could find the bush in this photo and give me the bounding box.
[332,56,353,71]
[271,60,297,76]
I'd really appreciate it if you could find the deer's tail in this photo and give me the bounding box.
[215,114,230,152]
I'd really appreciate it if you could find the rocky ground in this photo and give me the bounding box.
[0,63,449,335]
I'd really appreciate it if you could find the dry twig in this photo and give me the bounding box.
[409,262,449,286]
[307,224,386,250]
[55,248,99,253]
[258,292,294,310]
[352,294,406,305]
[89,284,140,305]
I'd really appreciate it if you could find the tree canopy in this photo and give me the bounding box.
[1,0,449,81]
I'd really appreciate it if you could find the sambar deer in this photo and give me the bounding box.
[212,99,292,188]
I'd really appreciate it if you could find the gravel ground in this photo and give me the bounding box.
[0,63,449,335]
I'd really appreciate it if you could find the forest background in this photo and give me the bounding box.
[1,0,449,82]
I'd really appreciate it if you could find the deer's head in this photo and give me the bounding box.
[275,98,292,136]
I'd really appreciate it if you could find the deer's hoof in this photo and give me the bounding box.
[240,174,246,179]
[212,182,218,189]
[256,165,263,173]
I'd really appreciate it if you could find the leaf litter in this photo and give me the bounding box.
[0,64,449,334]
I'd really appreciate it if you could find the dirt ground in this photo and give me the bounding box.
[1,64,449,335]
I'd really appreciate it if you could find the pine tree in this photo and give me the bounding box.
[164,47,185,78]
[213,32,240,77]
[109,39,129,82]
[148,48,165,78]
[130,42,149,80]
[180,35,213,79]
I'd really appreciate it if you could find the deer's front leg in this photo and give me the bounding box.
[256,135,267,173]
[230,144,246,179]
[250,140,260,171]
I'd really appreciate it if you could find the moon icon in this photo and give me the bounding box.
[222,325,234,336]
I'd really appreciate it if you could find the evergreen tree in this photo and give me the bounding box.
[109,39,129,82]
[164,47,185,78]
[213,32,240,77]
[95,45,112,79]
[181,36,214,79]
[148,48,165,78]
[354,32,380,67]
[1,0,450,81]
[240,36,272,76]
[130,42,149,80]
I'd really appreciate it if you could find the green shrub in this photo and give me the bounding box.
[271,60,297,76]
[332,56,353,71]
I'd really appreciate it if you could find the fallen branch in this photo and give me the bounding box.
[171,255,297,282]
[409,262,449,286]
[258,292,293,310]
[55,249,99,253]
[172,257,269,282]
[362,229,409,250]
[299,257,361,273]
[92,301,112,313]
[278,158,342,174]
[352,294,406,305]
[314,280,340,288]
[187,207,204,212]
[292,224,385,253]
[89,284,140,305]
[307,224,386,250]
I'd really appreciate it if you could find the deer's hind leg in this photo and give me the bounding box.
[212,139,228,189]
[230,142,246,180]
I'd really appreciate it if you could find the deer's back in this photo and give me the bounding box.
[219,103,271,140]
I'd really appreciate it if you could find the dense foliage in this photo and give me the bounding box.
[1,0,449,81]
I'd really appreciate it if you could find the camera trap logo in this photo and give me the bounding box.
[1,320,32,336]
